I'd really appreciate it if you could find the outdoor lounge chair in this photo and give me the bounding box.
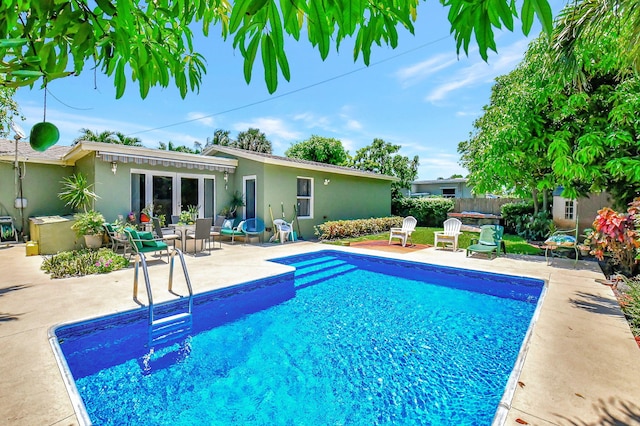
[220,219,245,244]
[388,216,417,247]
[466,225,506,259]
[124,228,170,261]
[434,218,462,251]
[544,225,579,266]
[242,217,266,244]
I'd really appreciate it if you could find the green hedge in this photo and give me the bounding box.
[392,197,454,227]
[314,216,403,240]
[41,248,129,279]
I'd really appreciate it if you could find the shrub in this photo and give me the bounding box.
[41,248,129,279]
[619,277,640,336]
[501,201,551,241]
[315,217,403,240]
[591,198,640,277]
[392,197,454,227]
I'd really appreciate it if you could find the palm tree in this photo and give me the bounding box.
[73,128,115,144]
[236,128,272,154]
[113,132,142,146]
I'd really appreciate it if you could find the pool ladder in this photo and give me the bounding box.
[133,249,194,346]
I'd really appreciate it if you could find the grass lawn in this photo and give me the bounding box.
[327,227,543,256]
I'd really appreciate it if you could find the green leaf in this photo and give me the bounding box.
[229,0,252,33]
[10,69,44,77]
[308,0,330,60]
[261,33,277,93]
[95,0,117,16]
[530,0,553,35]
[243,33,260,83]
[0,38,28,48]
[115,60,126,99]
[521,0,534,36]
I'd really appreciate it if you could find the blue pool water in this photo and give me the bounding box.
[53,250,544,425]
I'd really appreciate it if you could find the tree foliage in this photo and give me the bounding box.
[159,140,201,154]
[0,86,21,137]
[0,0,553,97]
[73,128,142,146]
[285,135,349,165]
[235,127,272,153]
[459,4,640,209]
[350,138,418,200]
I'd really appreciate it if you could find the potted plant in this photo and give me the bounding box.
[227,191,245,218]
[71,210,106,248]
[58,173,105,249]
[140,203,153,223]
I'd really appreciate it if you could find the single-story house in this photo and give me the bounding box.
[410,178,473,199]
[0,139,394,251]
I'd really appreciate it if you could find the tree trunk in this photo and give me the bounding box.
[542,189,549,213]
[531,188,540,214]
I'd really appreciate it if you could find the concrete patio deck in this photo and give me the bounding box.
[1,241,639,425]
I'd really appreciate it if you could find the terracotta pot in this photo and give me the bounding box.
[140,213,150,222]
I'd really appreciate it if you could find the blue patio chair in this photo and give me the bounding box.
[242,218,265,244]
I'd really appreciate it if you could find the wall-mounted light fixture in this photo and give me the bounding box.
[111,161,118,175]
[324,179,331,186]
[223,171,229,190]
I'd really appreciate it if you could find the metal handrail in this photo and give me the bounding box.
[133,252,154,323]
[133,249,194,325]
[168,248,194,315]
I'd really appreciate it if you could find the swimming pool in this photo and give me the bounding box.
[50,250,545,425]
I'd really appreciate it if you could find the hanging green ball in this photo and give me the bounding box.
[30,122,60,152]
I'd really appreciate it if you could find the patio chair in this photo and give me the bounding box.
[220,219,245,244]
[152,217,180,249]
[209,215,226,249]
[544,225,579,266]
[434,218,462,251]
[103,223,129,256]
[466,225,506,259]
[388,216,417,247]
[124,228,170,262]
[185,217,213,255]
[272,219,292,244]
[242,217,266,244]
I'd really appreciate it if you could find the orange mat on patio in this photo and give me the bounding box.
[349,240,431,253]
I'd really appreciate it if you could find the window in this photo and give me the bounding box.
[564,200,575,220]
[441,188,456,198]
[297,177,313,218]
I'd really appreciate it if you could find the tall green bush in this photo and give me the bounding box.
[501,201,551,241]
[392,197,454,227]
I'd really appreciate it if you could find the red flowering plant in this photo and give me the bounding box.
[591,198,640,277]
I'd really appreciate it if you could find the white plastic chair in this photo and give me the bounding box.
[272,219,292,244]
[434,218,462,251]
[388,216,417,247]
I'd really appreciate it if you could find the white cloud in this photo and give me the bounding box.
[455,110,480,117]
[395,53,458,88]
[425,39,529,103]
[232,117,302,140]
[292,112,334,132]
[186,112,215,127]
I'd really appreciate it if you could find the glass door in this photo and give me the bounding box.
[153,175,174,220]
[244,176,256,219]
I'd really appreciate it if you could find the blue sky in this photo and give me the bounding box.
[13,2,560,180]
